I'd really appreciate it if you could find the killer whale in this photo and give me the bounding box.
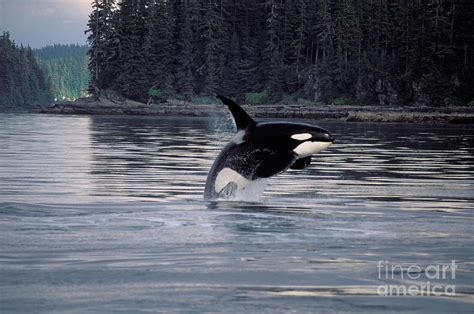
[204,95,334,200]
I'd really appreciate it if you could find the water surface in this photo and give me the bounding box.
[1,114,473,312]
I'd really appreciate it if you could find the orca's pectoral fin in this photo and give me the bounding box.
[217,181,238,199]
[216,95,256,130]
[255,153,297,179]
[290,156,311,170]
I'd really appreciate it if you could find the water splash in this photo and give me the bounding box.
[216,178,268,202]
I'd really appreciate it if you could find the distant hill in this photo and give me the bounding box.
[0,32,53,112]
[34,44,90,101]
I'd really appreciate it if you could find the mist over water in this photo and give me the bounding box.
[0,113,473,312]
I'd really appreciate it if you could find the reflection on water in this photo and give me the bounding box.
[0,113,473,312]
[88,116,219,201]
[1,114,473,211]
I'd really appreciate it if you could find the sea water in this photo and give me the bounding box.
[0,113,473,312]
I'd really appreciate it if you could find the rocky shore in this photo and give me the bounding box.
[38,96,474,124]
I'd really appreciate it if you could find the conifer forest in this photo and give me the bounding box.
[34,44,90,101]
[87,0,474,106]
[0,32,53,111]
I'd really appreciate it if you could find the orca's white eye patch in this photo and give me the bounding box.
[291,133,312,141]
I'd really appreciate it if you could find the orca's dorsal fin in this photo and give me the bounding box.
[217,95,256,130]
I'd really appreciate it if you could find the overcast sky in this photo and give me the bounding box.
[0,0,92,48]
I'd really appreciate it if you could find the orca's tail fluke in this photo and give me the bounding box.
[216,95,256,130]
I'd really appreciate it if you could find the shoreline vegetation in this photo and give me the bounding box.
[38,95,474,124]
[72,0,473,124]
[83,0,474,114]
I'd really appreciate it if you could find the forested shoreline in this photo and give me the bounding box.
[87,0,474,106]
[34,44,90,101]
[0,32,53,111]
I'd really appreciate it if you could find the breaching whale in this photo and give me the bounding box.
[204,95,334,200]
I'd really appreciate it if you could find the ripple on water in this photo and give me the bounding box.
[0,115,473,312]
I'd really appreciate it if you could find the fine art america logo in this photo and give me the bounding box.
[377,260,457,296]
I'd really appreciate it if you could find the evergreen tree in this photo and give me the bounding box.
[222,30,242,97]
[34,44,90,100]
[84,0,474,106]
[86,0,116,94]
[112,0,149,101]
[0,32,53,112]
[143,0,174,97]
[195,0,221,95]
[263,0,285,101]
[173,0,195,99]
